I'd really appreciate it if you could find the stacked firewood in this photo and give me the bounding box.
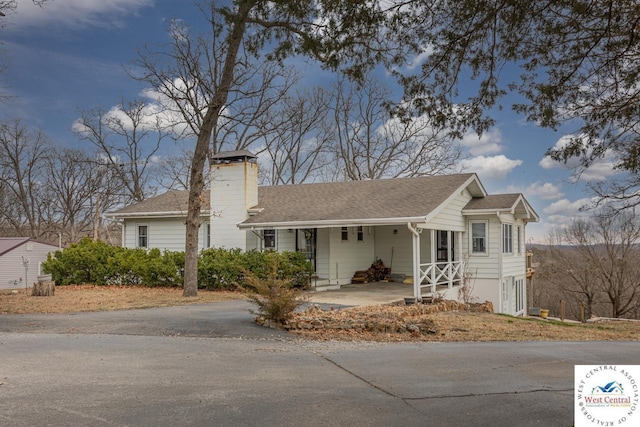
[351,259,391,283]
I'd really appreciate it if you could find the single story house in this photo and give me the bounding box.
[0,237,59,290]
[106,150,539,316]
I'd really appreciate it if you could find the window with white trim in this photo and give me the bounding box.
[503,223,513,254]
[137,224,148,248]
[263,229,276,249]
[517,225,522,254]
[341,227,349,241]
[357,226,364,241]
[470,221,487,254]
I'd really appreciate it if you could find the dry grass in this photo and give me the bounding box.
[288,306,640,342]
[0,285,243,314]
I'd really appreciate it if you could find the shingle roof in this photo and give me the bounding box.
[0,237,30,256]
[463,194,539,220]
[464,194,522,210]
[0,237,58,256]
[240,174,480,227]
[106,190,211,216]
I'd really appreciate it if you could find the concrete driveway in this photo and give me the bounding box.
[1,300,639,426]
[307,281,413,307]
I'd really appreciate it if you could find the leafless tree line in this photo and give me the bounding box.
[0,68,462,246]
[531,212,640,321]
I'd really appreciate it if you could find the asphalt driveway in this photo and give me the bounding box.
[1,300,639,426]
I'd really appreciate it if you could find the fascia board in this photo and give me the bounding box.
[237,216,428,230]
[105,211,210,219]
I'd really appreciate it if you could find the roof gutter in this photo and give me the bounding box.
[237,216,429,230]
[105,210,211,219]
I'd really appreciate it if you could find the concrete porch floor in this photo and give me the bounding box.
[305,281,414,307]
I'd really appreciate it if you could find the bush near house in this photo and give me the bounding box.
[43,239,313,290]
[197,248,313,290]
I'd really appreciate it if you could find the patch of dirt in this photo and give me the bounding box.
[0,285,242,314]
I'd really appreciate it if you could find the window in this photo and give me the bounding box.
[437,230,455,261]
[515,278,525,313]
[357,226,364,241]
[137,225,148,248]
[470,221,487,254]
[341,227,348,241]
[263,229,276,249]
[206,223,211,248]
[517,225,522,254]
[503,224,513,254]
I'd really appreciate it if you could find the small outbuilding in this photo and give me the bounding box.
[0,237,59,290]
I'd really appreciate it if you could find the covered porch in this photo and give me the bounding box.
[407,224,465,302]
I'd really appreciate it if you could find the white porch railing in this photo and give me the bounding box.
[418,261,464,296]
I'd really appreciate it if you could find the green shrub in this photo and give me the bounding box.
[43,240,312,290]
[197,247,244,290]
[43,238,120,285]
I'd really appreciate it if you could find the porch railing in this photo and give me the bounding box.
[418,261,464,296]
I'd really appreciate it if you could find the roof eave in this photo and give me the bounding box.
[238,216,429,230]
[105,210,211,219]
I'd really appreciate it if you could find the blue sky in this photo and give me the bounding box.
[0,0,620,242]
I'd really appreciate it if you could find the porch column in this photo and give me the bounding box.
[407,223,421,301]
[447,230,452,289]
[430,229,436,294]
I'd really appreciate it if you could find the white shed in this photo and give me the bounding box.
[0,238,59,290]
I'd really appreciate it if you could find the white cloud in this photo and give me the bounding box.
[460,155,522,181]
[460,128,503,156]
[522,197,596,242]
[539,134,618,182]
[543,197,594,216]
[405,46,434,70]
[11,0,153,29]
[525,181,564,200]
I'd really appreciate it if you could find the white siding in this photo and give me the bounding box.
[374,225,413,276]
[123,218,208,252]
[0,241,58,290]
[501,217,527,278]
[427,189,472,231]
[316,228,330,280]
[465,215,502,279]
[327,227,375,285]
[276,229,296,252]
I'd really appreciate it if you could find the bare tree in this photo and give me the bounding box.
[260,86,333,185]
[44,148,103,244]
[538,241,602,321]
[0,120,50,237]
[330,76,462,181]
[73,99,169,204]
[542,212,640,319]
[132,1,391,296]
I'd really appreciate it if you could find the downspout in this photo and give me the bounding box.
[407,223,421,301]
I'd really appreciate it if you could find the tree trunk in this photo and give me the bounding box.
[182,3,253,297]
[31,281,55,296]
